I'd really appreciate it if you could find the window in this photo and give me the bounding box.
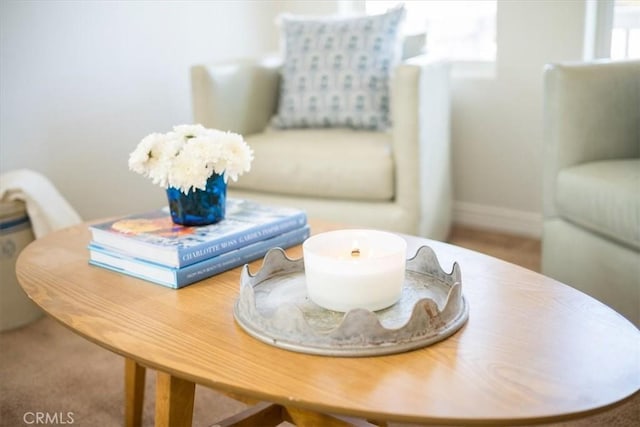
[585,0,640,60]
[611,0,640,59]
[364,0,497,62]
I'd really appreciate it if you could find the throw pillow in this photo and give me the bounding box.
[272,6,405,131]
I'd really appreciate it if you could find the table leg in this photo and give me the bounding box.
[155,371,195,427]
[125,358,146,427]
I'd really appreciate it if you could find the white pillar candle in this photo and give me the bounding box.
[303,229,407,312]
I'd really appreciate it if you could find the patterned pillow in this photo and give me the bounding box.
[272,6,405,131]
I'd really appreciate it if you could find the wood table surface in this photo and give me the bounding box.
[16,220,640,426]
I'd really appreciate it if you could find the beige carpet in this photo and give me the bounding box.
[0,316,248,426]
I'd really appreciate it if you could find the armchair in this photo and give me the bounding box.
[542,60,640,326]
[190,45,452,240]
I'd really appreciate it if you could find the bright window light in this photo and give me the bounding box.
[365,0,497,62]
[629,28,640,56]
[611,0,640,59]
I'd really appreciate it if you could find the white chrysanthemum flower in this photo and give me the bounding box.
[172,124,207,140]
[189,135,223,165]
[129,133,183,186]
[169,146,211,193]
[129,124,252,194]
[219,132,254,182]
[128,132,162,174]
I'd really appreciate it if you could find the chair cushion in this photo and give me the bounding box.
[556,159,640,250]
[230,129,395,201]
[271,6,405,131]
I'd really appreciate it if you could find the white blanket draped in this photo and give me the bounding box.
[0,169,82,238]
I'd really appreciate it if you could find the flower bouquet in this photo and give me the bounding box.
[129,124,253,225]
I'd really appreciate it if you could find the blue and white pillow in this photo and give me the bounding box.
[272,6,405,131]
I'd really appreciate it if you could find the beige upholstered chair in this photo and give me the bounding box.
[190,40,452,240]
[542,60,640,326]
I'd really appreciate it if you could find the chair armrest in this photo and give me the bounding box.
[543,60,640,217]
[392,56,452,238]
[191,56,282,136]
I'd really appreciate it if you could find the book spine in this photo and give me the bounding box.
[177,211,307,267]
[90,226,310,289]
[88,259,179,289]
[174,225,309,287]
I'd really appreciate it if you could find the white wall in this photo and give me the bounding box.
[0,0,279,220]
[1,0,588,236]
[451,0,586,236]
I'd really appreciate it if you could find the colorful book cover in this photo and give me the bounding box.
[88,198,307,268]
[89,225,310,289]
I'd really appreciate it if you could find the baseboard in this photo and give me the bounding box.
[453,201,542,238]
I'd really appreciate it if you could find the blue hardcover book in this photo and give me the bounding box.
[88,198,307,268]
[88,225,310,289]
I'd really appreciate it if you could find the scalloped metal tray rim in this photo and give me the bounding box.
[233,246,469,357]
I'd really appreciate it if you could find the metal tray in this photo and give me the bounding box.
[233,246,469,357]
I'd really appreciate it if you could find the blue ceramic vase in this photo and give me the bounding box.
[166,173,226,226]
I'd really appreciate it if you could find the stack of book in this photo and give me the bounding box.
[88,199,309,289]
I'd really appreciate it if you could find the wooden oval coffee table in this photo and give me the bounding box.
[16,220,639,426]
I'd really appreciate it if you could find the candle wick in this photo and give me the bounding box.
[351,248,360,257]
